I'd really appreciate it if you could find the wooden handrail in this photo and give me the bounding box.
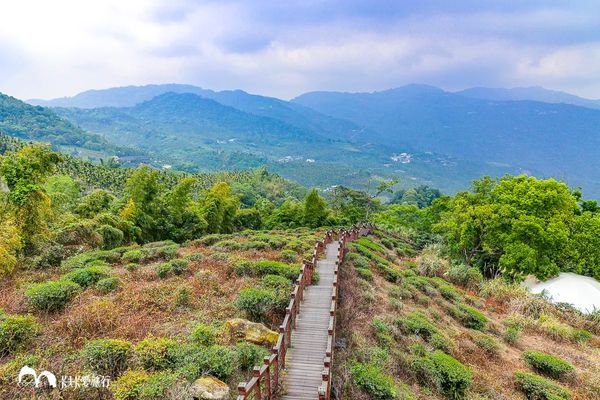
[237,224,374,400]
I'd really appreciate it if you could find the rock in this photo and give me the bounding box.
[221,318,278,346]
[190,376,230,400]
[335,338,347,349]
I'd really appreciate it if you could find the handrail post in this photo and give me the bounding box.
[272,348,280,388]
[263,356,272,398]
[253,366,261,399]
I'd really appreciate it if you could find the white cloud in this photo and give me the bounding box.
[1,1,600,100]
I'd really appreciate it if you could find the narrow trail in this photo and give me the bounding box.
[280,241,340,400]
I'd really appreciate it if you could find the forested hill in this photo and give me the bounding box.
[293,84,600,197]
[0,92,143,163]
[0,133,305,202]
[49,90,517,192]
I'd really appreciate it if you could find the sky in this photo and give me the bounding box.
[1,0,600,100]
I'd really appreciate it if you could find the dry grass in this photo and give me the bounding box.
[0,229,321,400]
[334,231,600,400]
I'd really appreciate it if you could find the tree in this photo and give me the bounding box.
[203,182,239,234]
[391,185,442,208]
[438,175,578,280]
[265,198,303,229]
[328,186,371,224]
[303,189,328,228]
[0,217,22,275]
[44,175,81,213]
[0,144,61,250]
[364,179,398,219]
[162,177,207,241]
[123,166,162,241]
[77,189,115,218]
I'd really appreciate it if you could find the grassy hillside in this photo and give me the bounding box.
[335,231,600,399]
[0,230,321,399]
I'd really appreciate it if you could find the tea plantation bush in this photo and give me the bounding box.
[412,351,472,399]
[82,338,132,377]
[25,280,81,311]
[134,337,179,371]
[351,362,399,400]
[0,314,40,355]
[523,351,574,379]
[189,323,216,347]
[64,265,111,287]
[514,371,572,400]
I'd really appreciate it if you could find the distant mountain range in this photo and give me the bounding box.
[6,83,600,197]
[456,86,600,109]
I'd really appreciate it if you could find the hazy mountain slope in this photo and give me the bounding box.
[55,92,516,191]
[457,86,600,109]
[30,84,371,142]
[0,92,142,161]
[27,84,212,108]
[293,85,600,197]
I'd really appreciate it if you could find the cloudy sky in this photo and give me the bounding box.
[1,0,600,100]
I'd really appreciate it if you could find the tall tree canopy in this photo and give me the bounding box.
[438,175,579,280]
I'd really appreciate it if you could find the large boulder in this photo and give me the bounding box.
[221,318,278,346]
[190,376,230,400]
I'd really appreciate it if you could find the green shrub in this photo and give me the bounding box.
[350,254,370,270]
[416,245,447,277]
[405,276,431,291]
[235,260,300,281]
[261,274,292,290]
[155,259,189,279]
[62,250,120,270]
[135,337,178,371]
[355,237,385,252]
[356,268,374,281]
[155,263,171,279]
[96,277,121,294]
[430,333,452,353]
[82,338,132,377]
[236,342,268,371]
[25,280,81,311]
[189,323,216,347]
[169,259,189,275]
[504,324,522,344]
[471,332,500,356]
[0,315,40,356]
[64,266,111,287]
[183,253,204,262]
[514,371,572,400]
[446,263,484,290]
[523,351,574,379]
[351,362,398,400]
[97,225,124,250]
[174,345,234,381]
[280,249,298,263]
[125,263,139,272]
[122,249,143,263]
[175,287,190,307]
[572,329,592,343]
[412,351,472,399]
[397,311,438,340]
[455,304,488,330]
[438,284,462,302]
[235,287,286,322]
[111,370,179,400]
